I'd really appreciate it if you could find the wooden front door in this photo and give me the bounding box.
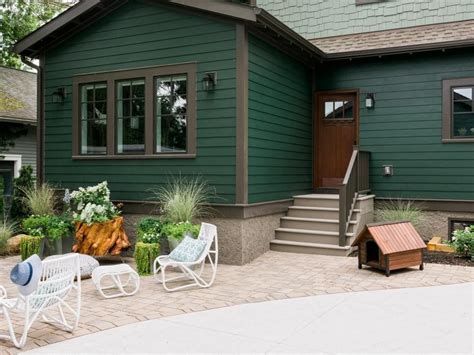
[315,91,358,188]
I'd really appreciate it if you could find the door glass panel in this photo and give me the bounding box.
[324,102,334,118]
[324,100,354,120]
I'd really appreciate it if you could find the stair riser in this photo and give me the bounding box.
[275,231,339,245]
[270,243,349,256]
[281,219,356,233]
[288,209,360,220]
[293,198,339,208]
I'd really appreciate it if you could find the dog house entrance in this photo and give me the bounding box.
[366,240,379,263]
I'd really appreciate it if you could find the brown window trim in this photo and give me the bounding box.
[442,77,474,143]
[72,62,197,159]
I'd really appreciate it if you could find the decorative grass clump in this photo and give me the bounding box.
[375,199,424,230]
[152,175,214,223]
[20,236,42,261]
[134,242,160,276]
[0,220,16,255]
[23,183,56,216]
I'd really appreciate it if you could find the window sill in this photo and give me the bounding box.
[72,154,196,160]
[442,138,474,143]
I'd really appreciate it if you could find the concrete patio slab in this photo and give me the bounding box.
[26,283,473,354]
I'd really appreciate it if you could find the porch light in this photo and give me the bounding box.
[383,165,393,176]
[202,72,217,91]
[52,87,67,103]
[365,93,375,109]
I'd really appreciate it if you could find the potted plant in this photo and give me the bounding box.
[69,181,131,256]
[22,214,73,258]
[450,225,474,261]
[133,217,163,275]
[152,176,214,250]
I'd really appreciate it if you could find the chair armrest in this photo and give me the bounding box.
[0,286,7,299]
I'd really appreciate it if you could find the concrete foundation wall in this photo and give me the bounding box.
[122,212,283,265]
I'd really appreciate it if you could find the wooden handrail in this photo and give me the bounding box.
[339,149,370,246]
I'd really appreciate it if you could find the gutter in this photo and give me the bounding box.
[21,55,44,185]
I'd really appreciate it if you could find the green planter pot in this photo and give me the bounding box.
[39,235,75,259]
[168,236,180,251]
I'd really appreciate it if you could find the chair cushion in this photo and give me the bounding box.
[169,236,207,263]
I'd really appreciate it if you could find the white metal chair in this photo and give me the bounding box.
[154,222,218,292]
[0,254,81,349]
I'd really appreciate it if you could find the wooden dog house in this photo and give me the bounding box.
[352,221,426,277]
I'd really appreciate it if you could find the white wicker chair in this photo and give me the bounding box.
[0,254,81,349]
[153,223,218,292]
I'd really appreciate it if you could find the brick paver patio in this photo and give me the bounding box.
[0,251,472,354]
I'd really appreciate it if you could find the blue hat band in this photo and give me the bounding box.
[22,262,33,286]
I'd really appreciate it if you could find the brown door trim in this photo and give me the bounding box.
[313,89,359,189]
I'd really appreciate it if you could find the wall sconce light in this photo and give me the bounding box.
[52,87,67,103]
[365,93,375,109]
[202,72,217,91]
[383,165,393,177]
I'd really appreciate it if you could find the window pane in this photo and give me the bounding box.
[116,117,145,153]
[453,87,472,101]
[81,120,106,155]
[132,99,145,116]
[343,100,353,118]
[157,115,186,152]
[81,85,93,103]
[453,113,474,137]
[94,102,107,119]
[172,95,187,115]
[173,76,187,96]
[157,97,172,115]
[95,85,107,101]
[453,100,473,113]
[334,101,344,118]
[157,77,172,97]
[324,102,333,118]
[132,80,145,98]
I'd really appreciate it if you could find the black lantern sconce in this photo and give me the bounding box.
[52,87,67,103]
[202,72,217,91]
[365,93,375,109]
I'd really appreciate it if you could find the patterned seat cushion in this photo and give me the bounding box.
[169,236,207,263]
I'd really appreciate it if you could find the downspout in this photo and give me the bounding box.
[21,55,44,185]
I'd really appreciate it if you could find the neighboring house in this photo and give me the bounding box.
[13,0,474,264]
[0,67,37,197]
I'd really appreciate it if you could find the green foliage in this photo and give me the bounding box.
[0,0,76,69]
[70,181,119,225]
[450,225,474,260]
[22,214,72,241]
[20,235,41,261]
[134,242,160,276]
[10,165,34,221]
[22,183,56,216]
[0,219,16,255]
[0,122,28,154]
[152,175,214,223]
[162,221,200,241]
[375,199,424,230]
[136,217,163,244]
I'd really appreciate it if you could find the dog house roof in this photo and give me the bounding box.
[352,221,426,255]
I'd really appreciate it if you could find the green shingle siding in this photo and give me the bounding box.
[317,49,474,201]
[258,0,474,38]
[248,34,313,203]
[44,1,237,203]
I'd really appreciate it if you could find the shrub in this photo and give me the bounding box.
[152,176,214,223]
[375,199,424,230]
[162,221,200,242]
[10,165,34,221]
[136,217,163,244]
[450,225,474,260]
[22,183,57,216]
[134,242,160,275]
[0,219,16,255]
[20,235,42,261]
[22,215,73,241]
[70,181,119,225]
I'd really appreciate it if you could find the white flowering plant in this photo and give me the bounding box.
[70,181,119,225]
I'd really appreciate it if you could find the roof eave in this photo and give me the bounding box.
[324,39,474,60]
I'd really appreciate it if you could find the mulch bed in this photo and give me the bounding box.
[423,250,473,267]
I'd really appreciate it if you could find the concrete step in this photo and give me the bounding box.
[270,239,351,256]
[293,194,339,208]
[280,216,357,233]
[275,227,354,245]
[287,206,361,220]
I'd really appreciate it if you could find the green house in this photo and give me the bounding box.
[14,0,474,264]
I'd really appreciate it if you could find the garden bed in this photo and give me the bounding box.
[423,250,473,267]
